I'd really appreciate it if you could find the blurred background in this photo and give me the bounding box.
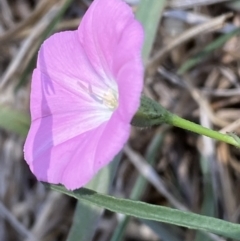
[0,0,240,240]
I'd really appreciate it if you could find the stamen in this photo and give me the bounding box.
[78,82,118,110]
[102,89,118,110]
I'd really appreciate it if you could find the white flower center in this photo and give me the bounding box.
[101,89,118,110]
[79,82,118,111]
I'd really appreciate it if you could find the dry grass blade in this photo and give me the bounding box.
[219,118,240,133]
[0,0,14,28]
[157,67,229,127]
[0,3,63,92]
[12,18,81,42]
[163,10,236,33]
[124,145,225,241]
[147,13,233,72]
[0,202,37,241]
[0,0,58,44]
[184,76,229,127]
[124,144,187,211]
[24,192,63,241]
[1,0,240,241]
[168,0,232,8]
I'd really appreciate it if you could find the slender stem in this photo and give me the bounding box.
[166,113,240,148]
[132,96,240,148]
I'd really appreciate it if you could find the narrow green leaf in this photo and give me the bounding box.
[43,0,74,38]
[110,216,130,241]
[136,0,166,63]
[110,133,164,241]
[131,132,164,200]
[67,203,99,241]
[47,184,240,240]
[178,28,240,74]
[227,0,240,11]
[143,220,183,241]
[131,132,183,241]
[0,105,30,136]
[67,153,121,241]
[195,155,216,241]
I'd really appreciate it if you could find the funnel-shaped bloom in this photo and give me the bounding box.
[24,0,143,190]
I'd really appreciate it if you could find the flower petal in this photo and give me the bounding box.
[93,111,130,172]
[78,0,142,81]
[79,0,144,122]
[24,69,111,160]
[61,113,130,189]
[24,112,130,190]
[25,121,105,189]
[37,30,108,94]
[24,0,144,190]
[116,60,143,123]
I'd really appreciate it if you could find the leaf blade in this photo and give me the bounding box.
[48,184,240,240]
[67,153,121,241]
[0,105,30,136]
[136,0,166,63]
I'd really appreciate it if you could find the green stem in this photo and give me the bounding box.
[166,113,240,147]
[132,96,240,148]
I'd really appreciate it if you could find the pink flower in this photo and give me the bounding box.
[24,0,143,190]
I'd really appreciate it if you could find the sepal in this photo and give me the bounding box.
[131,95,169,127]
